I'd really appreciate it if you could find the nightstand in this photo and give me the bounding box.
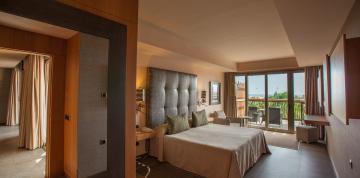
[136,130,155,142]
[136,129,155,178]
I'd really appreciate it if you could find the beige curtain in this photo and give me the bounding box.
[6,67,22,126]
[19,55,49,150]
[224,72,237,117]
[305,66,324,115]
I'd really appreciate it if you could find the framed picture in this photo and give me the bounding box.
[209,81,221,105]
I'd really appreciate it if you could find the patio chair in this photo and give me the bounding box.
[268,107,282,126]
[248,106,260,124]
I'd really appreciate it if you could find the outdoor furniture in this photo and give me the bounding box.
[268,107,282,126]
[248,107,260,124]
[296,125,318,143]
[213,111,251,127]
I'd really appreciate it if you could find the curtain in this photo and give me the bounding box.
[19,55,49,150]
[305,66,324,115]
[6,67,22,126]
[224,72,237,117]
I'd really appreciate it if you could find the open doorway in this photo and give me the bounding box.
[0,49,51,177]
[0,1,128,177]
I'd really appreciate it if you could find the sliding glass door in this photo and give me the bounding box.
[267,73,288,131]
[293,72,305,130]
[234,70,305,133]
[247,75,266,128]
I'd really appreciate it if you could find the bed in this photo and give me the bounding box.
[147,68,269,178]
[150,124,269,178]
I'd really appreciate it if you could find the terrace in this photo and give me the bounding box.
[236,98,305,131]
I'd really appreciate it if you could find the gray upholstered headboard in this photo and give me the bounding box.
[147,68,197,128]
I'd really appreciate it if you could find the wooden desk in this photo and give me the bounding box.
[304,115,330,126]
[304,115,330,140]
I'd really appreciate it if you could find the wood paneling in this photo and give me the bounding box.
[345,37,360,120]
[0,25,67,177]
[58,0,138,24]
[56,1,139,178]
[64,34,80,178]
[237,57,299,72]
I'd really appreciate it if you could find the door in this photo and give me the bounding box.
[247,75,266,128]
[267,73,289,131]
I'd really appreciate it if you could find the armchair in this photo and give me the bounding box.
[213,111,231,125]
[213,111,250,127]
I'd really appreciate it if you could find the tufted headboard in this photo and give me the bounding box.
[147,68,197,128]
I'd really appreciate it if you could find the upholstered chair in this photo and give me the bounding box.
[213,111,231,125]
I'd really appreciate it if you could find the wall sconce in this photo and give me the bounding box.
[201,90,206,104]
[197,90,207,106]
[136,88,145,102]
[136,89,145,128]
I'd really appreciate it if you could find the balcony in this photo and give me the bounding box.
[236,98,305,130]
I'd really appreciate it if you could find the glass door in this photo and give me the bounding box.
[267,73,289,131]
[247,75,266,128]
[293,72,305,130]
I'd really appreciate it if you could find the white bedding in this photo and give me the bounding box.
[163,124,270,178]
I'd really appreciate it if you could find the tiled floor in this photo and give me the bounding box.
[137,133,336,178]
[0,126,45,178]
[244,144,336,178]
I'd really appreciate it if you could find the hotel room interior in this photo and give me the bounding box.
[0,0,359,178]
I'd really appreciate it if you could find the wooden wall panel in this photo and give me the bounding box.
[345,37,360,120]
[64,34,80,178]
[58,0,138,24]
[0,24,67,177]
[237,57,299,72]
[56,1,138,178]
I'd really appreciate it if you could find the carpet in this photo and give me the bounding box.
[264,131,299,150]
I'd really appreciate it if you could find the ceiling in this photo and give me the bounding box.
[0,11,77,39]
[139,0,355,69]
[0,49,27,68]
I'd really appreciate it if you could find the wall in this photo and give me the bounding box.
[0,68,11,124]
[136,42,229,155]
[77,33,109,177]
[57,1,138,178]
[326,1,360,177]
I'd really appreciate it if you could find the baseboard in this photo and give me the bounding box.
[328,148,340,178]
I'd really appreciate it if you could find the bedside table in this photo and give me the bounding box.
[136,130,155,142]
[136,130,155,178]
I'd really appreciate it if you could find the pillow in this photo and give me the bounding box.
[192,110,208,127]
[166,114,190,134]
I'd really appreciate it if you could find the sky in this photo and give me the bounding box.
[235,72,305,97]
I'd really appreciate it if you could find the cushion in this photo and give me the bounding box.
[214,111,227,119]
[166,114,190,134]
[192,110,208,127]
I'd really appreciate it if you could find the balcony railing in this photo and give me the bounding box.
[236,98,305,121]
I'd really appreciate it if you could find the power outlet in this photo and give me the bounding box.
[349,159,353,169]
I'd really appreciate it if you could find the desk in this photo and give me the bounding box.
[304,115,330,140]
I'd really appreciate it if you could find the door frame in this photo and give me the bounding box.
[235,68,304,133]
[0,0,127,177]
